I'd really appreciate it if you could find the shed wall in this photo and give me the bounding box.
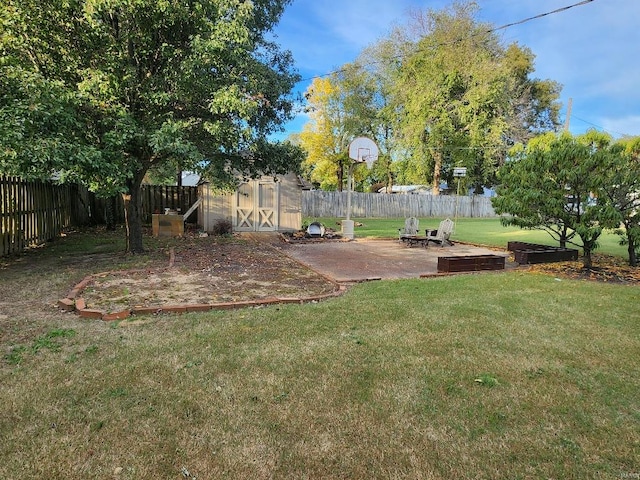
[198,174,301,233]
[277,172,302,232]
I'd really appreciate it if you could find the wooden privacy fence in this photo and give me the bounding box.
[302,191,497,218]
[137,185,200,223]
[97,185,200,225]
[0,176,88,256]
[1,176,199,256]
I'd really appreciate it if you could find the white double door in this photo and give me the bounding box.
[233,179,278,232]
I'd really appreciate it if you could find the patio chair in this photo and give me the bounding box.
[426,218,454,247]
[398,217,419,241]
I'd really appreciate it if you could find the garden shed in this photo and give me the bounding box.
[198,172,303,233]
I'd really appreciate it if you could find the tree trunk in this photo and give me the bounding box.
[582,248,592,269]
[123,171,147,254]
[628,237,637,267]
[558,225,571,248]
[105,196,117,231]
[432,149,442,195]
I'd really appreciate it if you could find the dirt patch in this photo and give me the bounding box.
[526,253,640,284]
[79,234,339,313]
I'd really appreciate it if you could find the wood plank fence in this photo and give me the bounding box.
[3,176,497,256]
[1,176,199,256]
[103,185,199,225]
[137,185,200,223]
[302,191,497,219]
[1,176,81,256]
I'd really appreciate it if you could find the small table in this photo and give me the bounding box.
[400,235,430,248]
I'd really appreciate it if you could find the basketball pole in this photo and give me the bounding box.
[455,176,460,232]
[343,137,378,240]
[346,162,353,222]
[452,167,467,233]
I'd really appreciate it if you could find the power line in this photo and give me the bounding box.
[570,114,630,138]
[489,0,595,34]
[299,0,596,83]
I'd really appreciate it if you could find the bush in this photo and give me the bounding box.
[211,218,233,236]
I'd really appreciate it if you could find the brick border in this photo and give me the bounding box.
[58,269,347,322]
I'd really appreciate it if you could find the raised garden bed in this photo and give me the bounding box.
[437,255,505,273]
[507,241,578,264]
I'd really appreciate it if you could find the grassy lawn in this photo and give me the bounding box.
[1,228,639,479]
[309,216,629,258]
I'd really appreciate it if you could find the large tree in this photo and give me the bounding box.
[390,1,561,194]
[0,0,302,253]
[300,77,348,191]
[355,40,404,193]
[300,64,379,191]
[502,43,562,146]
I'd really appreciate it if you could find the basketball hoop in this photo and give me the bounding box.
[349,137,379,168]
[361,154,376,169]
[343,137,379,237]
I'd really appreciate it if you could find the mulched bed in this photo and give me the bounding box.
[525,253,640,284]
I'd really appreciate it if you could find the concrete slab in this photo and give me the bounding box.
[276,238,514,283]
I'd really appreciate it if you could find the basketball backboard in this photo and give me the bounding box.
[348,137,379,169]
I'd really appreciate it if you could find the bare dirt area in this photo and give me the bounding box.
[0,229,339,332]
[79,234,339,313]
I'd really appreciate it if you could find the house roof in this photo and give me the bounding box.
[377,185,430,194]
[181,172,201,186]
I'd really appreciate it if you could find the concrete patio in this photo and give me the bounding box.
[276,238,516,283]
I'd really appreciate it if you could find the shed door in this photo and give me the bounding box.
[234,182,255,231]
[234,180,279,232]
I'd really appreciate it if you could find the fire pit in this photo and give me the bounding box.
[306,222,326,238]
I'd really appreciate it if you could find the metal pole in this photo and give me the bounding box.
[346,163,352,221]
[454,177,461,232]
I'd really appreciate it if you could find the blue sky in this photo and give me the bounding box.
[271,0,640,140]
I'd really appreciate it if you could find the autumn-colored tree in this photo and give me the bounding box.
[300,65,379,191]
[300,77,346,190]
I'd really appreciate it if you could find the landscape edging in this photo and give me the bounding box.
[58,270,347,321]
